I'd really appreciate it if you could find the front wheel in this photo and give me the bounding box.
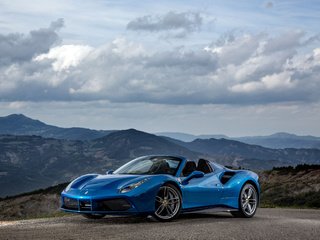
[231,183,258,218]
[82,213,106,219]
[153,184,182,222]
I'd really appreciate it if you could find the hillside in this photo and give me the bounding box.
[0,114,113,140]
[1,165,319,220]
[91,129,198,159]
[1,114,320,197]
[0,130,201,197]
[2,129,320,197]
[260,165,320,208]
[0,135,116,197]
[0,183,68,220]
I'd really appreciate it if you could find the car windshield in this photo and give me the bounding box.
[114,156,182,176]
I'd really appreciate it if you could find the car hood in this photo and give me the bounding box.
[81,174,144,189]
[66,174,149,197]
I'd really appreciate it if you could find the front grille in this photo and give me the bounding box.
[62,197,132,212]
[95,199,131,211]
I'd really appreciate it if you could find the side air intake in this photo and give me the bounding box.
[220,172,236,184]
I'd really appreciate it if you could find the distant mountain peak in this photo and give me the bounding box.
[123,128,144,134]
[5,113,34,121]
[1,113,46,127]
[97,128,158,141]
[111,128,148,135]
[7,113,26,118]
[0,114,113,141]
[270,132,297,138]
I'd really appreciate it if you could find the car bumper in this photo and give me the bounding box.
[60,194,148,215]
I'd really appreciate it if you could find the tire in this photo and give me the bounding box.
[231,183,258,218]
[153,184,182,222]
[82,213,106,219]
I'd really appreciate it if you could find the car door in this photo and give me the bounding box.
[181,171,223,209]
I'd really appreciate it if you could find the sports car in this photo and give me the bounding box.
[61,155,260,221]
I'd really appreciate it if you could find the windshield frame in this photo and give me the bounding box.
[114,156,183,176]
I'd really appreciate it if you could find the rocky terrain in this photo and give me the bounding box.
[0,183,67,220]
[259,165,320,208]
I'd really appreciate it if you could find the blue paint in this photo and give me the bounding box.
[61,155,260,216]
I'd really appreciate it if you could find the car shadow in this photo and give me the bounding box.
[77,211,235,225]
[180,212,234,220]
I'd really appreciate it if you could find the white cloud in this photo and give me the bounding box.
[110,38,145,58]
[262,72,295,89]
[34,44,93,72]
[0,22,320,106]
[230,81,263,93]
[7,101,27,109]
[231,72,295,93]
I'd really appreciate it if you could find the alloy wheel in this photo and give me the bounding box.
[154,185,181,221]
[240,184,258,216]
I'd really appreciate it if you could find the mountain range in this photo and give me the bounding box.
[235,132,320,149]
[164,137,320,169]
[0,129,199,197]
[2,114,320,149]
[1,114,320,197]
[157,132,320,149]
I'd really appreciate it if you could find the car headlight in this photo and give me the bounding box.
[120,178,149,193]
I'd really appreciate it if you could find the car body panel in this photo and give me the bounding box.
[181,172,223,209]
[60,155,260,215]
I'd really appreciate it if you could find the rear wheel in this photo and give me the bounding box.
[153,184,182,222]
[231,183,258,218]
[82,213,106,219]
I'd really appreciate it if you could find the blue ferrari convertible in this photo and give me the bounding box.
[61,155,260,221]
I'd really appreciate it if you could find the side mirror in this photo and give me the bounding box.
[182,171,204,185]
[106,170,114,175]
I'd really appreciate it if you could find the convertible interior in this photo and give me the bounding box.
[182,159,236,184]
[182,159,213,177]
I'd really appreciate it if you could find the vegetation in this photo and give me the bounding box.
[260,164,320,208]
[0,182,70,220]
[272,164,320,172]
[0,182,69,201]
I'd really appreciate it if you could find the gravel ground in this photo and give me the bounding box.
[0,208,320,240]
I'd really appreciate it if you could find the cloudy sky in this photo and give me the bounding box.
[0,0,320,136]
